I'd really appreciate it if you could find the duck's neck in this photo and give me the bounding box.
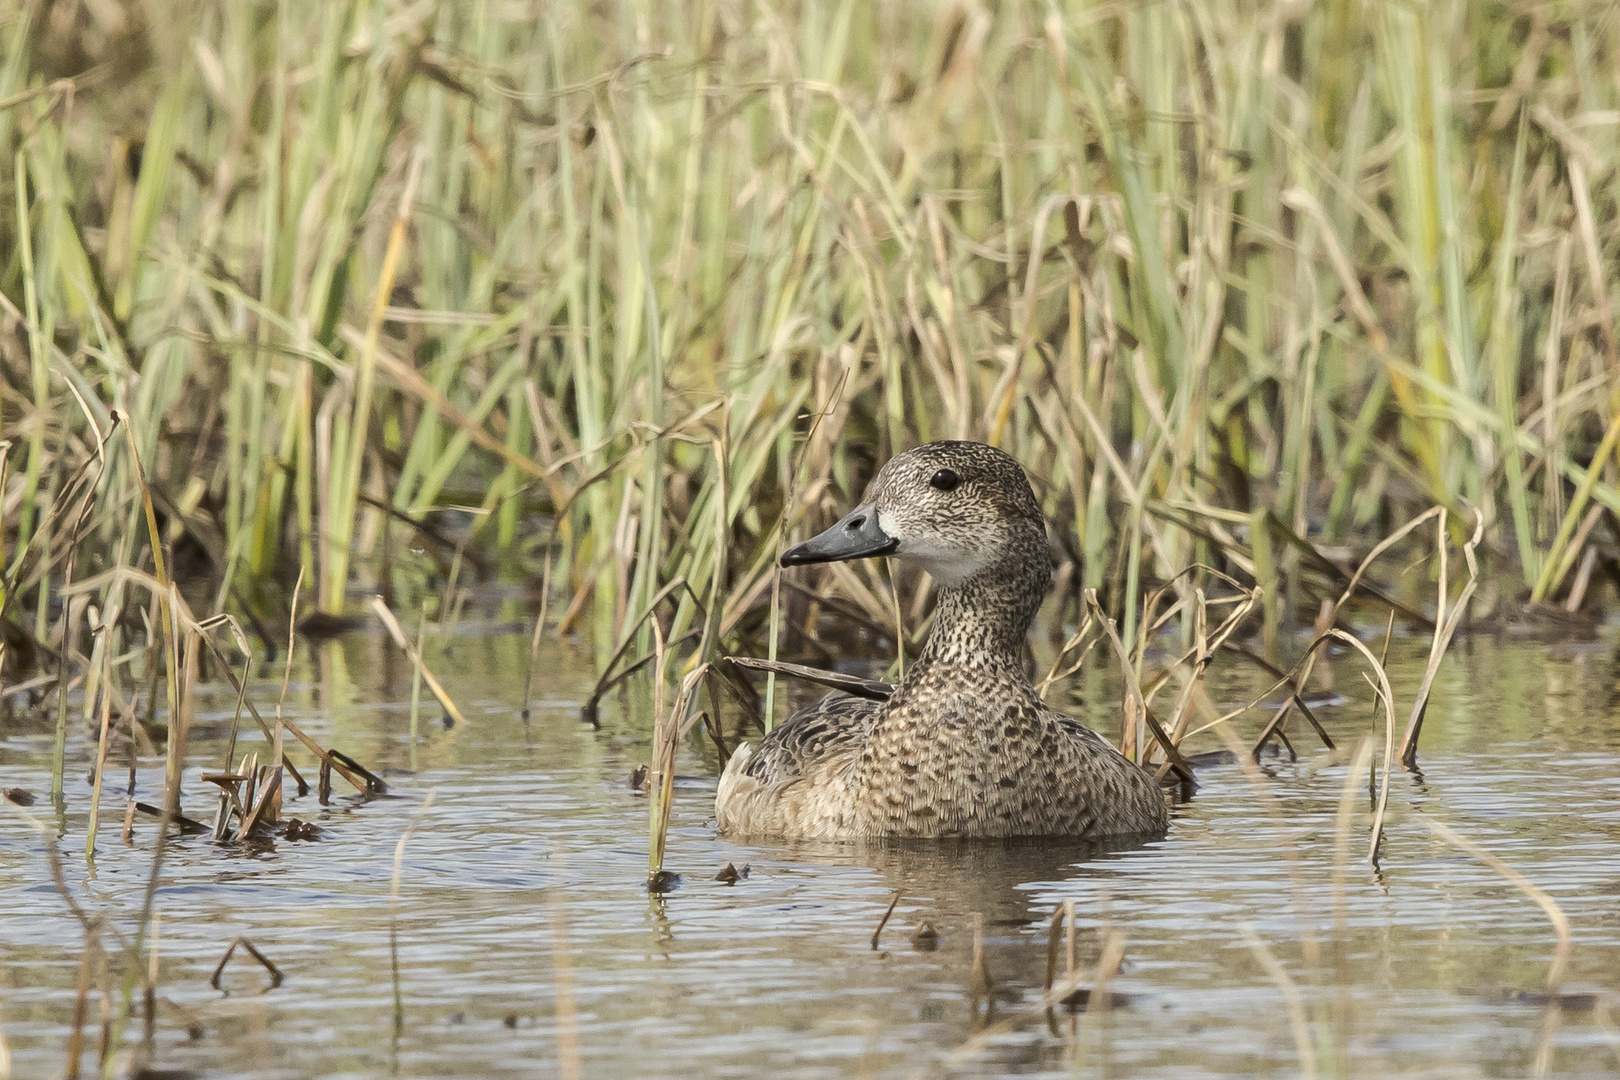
[909,526,1050,675]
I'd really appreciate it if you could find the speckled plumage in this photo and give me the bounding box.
[716,441,1170,840]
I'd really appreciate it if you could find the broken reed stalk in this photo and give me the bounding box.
[871,890,902,950]
[85,634,115,859]
[1043,899,1076,998]
[519,546,553,719]
[1398,511,1484,768]
[389,790,436,1032]
[208,935,284,992]
[649,651,710,891]
[372,597,466,727]
[1082,589,1191,780]
[408,599,428,760]
[1239,925,1317,1080]
[1036,614,1098,700]
[275,568,305,787]
[117,414,185,816]
[1426,819,1571,988]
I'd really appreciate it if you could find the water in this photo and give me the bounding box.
[3,620,1620,1078]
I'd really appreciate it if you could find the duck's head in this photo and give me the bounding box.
[781,441,1046,588]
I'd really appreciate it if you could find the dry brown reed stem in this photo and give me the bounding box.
[389,790,436,1031]
[1043,900,1076,998]
[1082,590,1191,781]
[870,890,902,950]
[64,918,98,1080]
[50,423,112,799]
[1317,630,1400,865]
[1426,819,1571,989]
[1275,504,1446,708]
[1239,925,1317,1080]
[649,658,709,889]
[519,546,553,719]
[1035,614,1097,700]
[371,597,465,728]
[408,599,428,760]
[117,412,184,816]
[1399,511,1484,768]
[85,632,115,858]
[1083,589,1145,760]
[208,936,284,992]
[275,568,304,774]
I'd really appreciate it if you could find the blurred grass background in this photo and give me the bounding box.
[1,0,1619,681]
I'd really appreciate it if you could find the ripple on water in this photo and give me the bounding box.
[2,632,1619,1078]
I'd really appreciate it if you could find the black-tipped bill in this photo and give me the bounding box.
[780,505,898,567]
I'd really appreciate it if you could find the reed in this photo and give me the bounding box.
[0,10,1616,1062]
[0,1,1613,715]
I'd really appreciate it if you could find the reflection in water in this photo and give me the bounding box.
[2,628,1620,1079]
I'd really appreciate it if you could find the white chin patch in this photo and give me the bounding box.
[878,510,992,587]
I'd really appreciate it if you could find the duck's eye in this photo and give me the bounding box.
[929,468,961,492]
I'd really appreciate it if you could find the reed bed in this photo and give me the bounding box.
[1,0,1618,1068]
[0,0,1617,698]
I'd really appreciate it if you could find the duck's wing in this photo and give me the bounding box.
[741,692,882,783]
[716,692,880,834]
[1041,705,1171,835]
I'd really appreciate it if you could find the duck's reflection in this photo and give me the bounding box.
[750,832,1159,1012]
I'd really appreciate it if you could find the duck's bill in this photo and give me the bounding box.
[780,505,898,567]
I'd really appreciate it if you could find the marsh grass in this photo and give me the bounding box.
[3,0,1619,700]
[3,0,1619,1070]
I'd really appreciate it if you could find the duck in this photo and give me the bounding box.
[716,440,1170,840]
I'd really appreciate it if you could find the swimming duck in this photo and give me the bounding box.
[716,441,1170,839]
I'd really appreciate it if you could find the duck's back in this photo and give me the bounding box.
[715,670,1169,839]
[847,665,1169,838]
[715,692,879,836]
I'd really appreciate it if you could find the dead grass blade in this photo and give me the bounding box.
[372,597,466,728]
[208,936,284,993]
[1398,511,1484,768]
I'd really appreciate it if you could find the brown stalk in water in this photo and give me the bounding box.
[208,936,285,993]
[870,890,902,950]
[649,650,709,891]
[118,414,185,818]
[372,597,466,728]
[1398,510,1484,768]
[85,623,115,859]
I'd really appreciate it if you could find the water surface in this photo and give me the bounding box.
[3,620,1619,1078]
